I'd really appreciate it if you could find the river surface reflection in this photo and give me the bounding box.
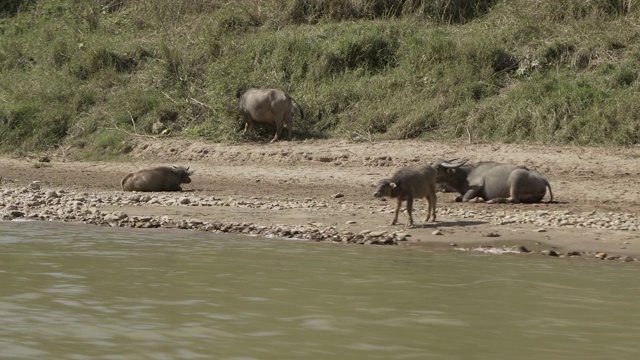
[1,221,639,359]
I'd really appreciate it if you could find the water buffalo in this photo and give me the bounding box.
[374,164,437,226]
[121,166,193,192]
[433,159,553,203]
[238,88,304,143]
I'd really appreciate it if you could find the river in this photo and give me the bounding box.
[1,220,639,360]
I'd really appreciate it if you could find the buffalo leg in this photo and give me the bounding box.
[284,112,293,141]
[461,186,481,202]
[271,121,283,143]
[425,194,437,222]
[405,196,414,227]
[391,198,402,225]
[244,114,255,137]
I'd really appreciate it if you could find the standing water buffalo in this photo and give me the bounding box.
[238,88,304,143]
[121,166,193,192]
[433,159,553,203]
[374,164,437,226]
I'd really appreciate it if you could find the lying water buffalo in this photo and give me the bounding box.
[238,88,304,143]
[374,164,437,226]
[121,166,193,192]
[433,159,553,203]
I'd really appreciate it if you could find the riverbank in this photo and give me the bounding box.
[2,139,640,262]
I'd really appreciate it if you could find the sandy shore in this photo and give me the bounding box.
[1,138,640,262]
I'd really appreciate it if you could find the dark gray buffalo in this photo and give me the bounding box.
[121,166,193,192]
[238,88,304,143]
[433,159,553,203]
[374,164,437,226]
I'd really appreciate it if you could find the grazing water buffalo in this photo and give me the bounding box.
[121,166,193,192]
[374,164,437,226]
[238,88,304,143]
[433,159,553,203]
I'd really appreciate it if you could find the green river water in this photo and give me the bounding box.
[1,221,639,360]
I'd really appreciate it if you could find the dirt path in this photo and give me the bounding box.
[2,138,640,259]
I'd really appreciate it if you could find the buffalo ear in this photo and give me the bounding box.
[389,182,397,189]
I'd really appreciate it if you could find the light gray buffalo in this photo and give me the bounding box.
[374,164,437,226]
[238,88,304,143]
[121,166,193,192]
[433,159,553,203]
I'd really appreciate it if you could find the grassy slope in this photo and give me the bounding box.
[1,0,639,158]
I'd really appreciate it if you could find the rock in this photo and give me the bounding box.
[566,251,581,257]
[483,231,500,238]
[179,197,191,205]
[621,256,634,262]
[45,190,61,199]
[369,231,387,237]
[541,249,559,257]
[345,220,357,225]
[331,193,344,199]
[8,210,25,218]
[104,211,127,222]
[594,252,607,260]
[432,230,443,236]
[516,245,530,253]
[151,121,166,134]
[534,228,547,233]
[28,181,41,190]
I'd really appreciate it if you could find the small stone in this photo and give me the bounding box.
[395,232,409,241]
[369,231,387,237]
[541,249,559,257]
[179,197,190,205]
[621,256,634,262]
[9,210,25,218]
[534,228,547,233]
[44,190,60,199]
[516,245,530,253]
[331,193,344,199]
[104,211,127,222]
[566,251,581,257]
[28,181,41,190]
[345,220,357,225]
[432,229,443,236]
[151,121,166,134]
[483,232,500,238]
[594,252,607,259]
[450,243,458,246]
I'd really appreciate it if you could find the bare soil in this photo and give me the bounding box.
[2,138,640,258]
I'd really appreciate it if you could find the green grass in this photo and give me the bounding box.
[1,0,639,157]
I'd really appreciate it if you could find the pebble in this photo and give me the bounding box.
[541,249,559,257]
[0,186,638,260]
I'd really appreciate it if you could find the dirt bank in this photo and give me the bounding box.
[1,138,640,261]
